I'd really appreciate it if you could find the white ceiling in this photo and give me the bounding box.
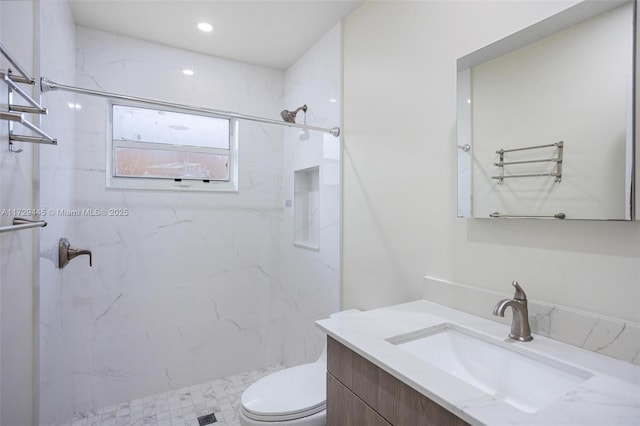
[68,0,365,70]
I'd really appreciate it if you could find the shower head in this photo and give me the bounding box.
[280,104,307,124]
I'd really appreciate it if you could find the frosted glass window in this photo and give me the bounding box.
[113,105,230,149]
[114,147,228,180]
[108,102,238,192]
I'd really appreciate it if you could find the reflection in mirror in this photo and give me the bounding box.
[457,0,636,220]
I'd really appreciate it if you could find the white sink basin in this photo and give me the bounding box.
[387,323,593,413]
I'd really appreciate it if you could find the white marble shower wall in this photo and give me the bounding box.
[32,10,342,420]
[64,27,286,413]
[0,3,37,425]
[38,1,78,423]
[279,24,342,366]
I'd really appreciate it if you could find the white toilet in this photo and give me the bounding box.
[239,310,360,426]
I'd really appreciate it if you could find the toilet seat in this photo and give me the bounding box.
[240,403,325,422]
[241,362,326,422]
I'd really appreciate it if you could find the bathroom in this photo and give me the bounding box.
[1,0,638,426]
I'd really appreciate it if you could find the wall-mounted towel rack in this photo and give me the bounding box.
[492,141,563,184]
[0,44,34,84]
[0,217,48,234]
[0,109,56,145]
[490,212,566,219]
[2,71,47,114]
[0,43,57,151]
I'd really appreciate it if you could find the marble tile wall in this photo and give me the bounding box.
[423,276,640,365]
[0,3,37,425]
[63,27,286,414]
[39,1,78,424]
[33,9,342,421]
[279,23,342,366]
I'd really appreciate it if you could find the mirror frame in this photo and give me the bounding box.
[457,0,638,221]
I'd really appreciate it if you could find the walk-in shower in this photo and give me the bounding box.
[0,7,343,424]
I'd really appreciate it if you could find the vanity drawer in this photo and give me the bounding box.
[327,373,391,426]
[327,336,470,426]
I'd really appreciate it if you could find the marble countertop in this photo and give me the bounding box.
[316,300,640,425]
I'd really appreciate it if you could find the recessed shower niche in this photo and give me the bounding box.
[294,166,320,250]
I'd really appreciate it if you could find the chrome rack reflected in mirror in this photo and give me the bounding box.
[0,43,58,151]
[492,141,563,184]
[0,217,47,233]
[456,0,636,220]
[490,212,566,219]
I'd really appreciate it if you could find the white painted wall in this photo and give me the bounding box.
[342,1,640,327]
[0,2,36,424]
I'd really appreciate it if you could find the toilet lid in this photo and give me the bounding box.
[241,362,326,421]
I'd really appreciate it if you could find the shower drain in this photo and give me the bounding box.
[197,412,217,425]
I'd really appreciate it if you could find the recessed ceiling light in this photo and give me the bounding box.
[328,98,338,103]
[182,69,194,76]
[197,22,213,32]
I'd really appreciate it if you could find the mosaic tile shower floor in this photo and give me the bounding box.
[67,365,283,426]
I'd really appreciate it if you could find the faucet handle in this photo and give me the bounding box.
[69,248,92,267]
[59,238,93,268]
[512,280,527,300]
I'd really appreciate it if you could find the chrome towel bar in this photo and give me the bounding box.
[0,110,57,145]
[491,172,561,180]
[490,212,566,219]
[0,217,48,233]
[494,158,561,167]
[493,141,563,183]
[2,71,47,114]
[0,43,34,85]
[1,43,57,151]
[496,141,563,154]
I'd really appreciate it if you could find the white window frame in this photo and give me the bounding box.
[106,100,239,192]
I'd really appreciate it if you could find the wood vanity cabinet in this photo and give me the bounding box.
[326,336,470,426]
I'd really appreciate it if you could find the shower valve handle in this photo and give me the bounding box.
[59,238,93,268]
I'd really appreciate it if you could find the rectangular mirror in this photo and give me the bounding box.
[457,0,637,220]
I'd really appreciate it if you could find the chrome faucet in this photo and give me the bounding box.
[492,281,533,342]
